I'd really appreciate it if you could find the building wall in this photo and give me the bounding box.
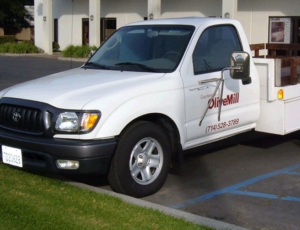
[161,0,222,18]
[34,0,44,51]
[35,0,300,52]
[236,0,300,44]
[15,28,34,41]
[35,0,147,50]
[101,0,147,28]
[53,0,89,50]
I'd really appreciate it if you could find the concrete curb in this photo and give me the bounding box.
[67,181,248,230]
[0,53,62,59]
[0,53,47,57]
[58,57,88,62]
[0,53,88,62]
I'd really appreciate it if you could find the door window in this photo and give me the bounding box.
[193,25,242,74]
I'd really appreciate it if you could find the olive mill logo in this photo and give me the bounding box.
[208,93,239,109]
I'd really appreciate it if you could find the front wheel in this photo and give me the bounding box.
[108,121,171,198]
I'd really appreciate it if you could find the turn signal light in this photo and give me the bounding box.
[80,113,99,132]
[278,89,284,99]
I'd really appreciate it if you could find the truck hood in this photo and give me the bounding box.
[1,68,165,109]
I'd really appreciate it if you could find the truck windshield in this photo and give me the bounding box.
[85,25,195,73]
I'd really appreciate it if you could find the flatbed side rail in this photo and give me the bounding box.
[249,43,265,58]
[277,57,300,86]
[250,43,300,58]
[250,43,300,86]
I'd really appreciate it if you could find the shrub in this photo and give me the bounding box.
[23,40,35,45]
[0,43,10,53]
[0,42,39,54]
[62,45,98,58]
[0,36,15,45]
[53,42,60,51]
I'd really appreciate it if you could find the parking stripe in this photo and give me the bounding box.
[284,172,300,176]
[230,190,281,199]
[170,163,300,209]
[230,190,300,202]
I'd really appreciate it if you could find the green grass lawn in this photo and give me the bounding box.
[0,163,215,230]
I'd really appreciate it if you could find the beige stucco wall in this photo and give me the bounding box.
[0,27,33,41]
[15,28,34,41]
[236,0,300,44]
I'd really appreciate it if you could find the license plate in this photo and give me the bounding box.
[2,146,23,168]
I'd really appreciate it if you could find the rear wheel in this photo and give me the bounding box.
[108,121,171,197]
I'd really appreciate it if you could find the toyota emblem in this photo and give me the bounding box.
[12,112,22,122]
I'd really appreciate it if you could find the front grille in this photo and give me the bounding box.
[0,104,44,134]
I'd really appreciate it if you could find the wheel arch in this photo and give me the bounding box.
[119,113,183,168]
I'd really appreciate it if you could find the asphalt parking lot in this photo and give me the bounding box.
[144,135,300,230]
[1,55,300,230]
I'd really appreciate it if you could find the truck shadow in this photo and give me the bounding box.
[239,131,300,149]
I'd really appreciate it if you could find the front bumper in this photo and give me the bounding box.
[0,128,117,175]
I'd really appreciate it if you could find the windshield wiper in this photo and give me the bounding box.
[83,62,110,69]
[115,62,161,73]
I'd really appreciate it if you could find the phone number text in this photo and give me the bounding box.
[205,118,239,133]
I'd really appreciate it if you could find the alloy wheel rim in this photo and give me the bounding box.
[129,137,163,185]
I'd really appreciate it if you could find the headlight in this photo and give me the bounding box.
[55,112,100,133]
[55,112,79,132]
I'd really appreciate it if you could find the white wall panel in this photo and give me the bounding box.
[34,0,44,51]
[101,0,147,29]
[53,0,89,50]
[161,0,222,18]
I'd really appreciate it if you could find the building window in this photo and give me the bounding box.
[82,18,89,45]
[101,18,116,42]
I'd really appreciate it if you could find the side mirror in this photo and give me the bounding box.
[230,52,251,84]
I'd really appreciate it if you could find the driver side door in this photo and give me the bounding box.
[182,24,259,149]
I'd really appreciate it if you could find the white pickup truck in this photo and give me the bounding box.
[1,17,300,198]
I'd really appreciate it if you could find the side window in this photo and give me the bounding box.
[193,25,242,75]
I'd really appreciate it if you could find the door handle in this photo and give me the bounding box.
[198,78,221,84]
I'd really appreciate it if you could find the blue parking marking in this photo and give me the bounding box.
[170,163,300,209]
[284,171,300,176]
[229,190,300,202]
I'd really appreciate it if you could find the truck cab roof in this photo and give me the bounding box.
[126,17,238,29]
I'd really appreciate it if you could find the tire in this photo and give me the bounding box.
[108,121,171,198]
